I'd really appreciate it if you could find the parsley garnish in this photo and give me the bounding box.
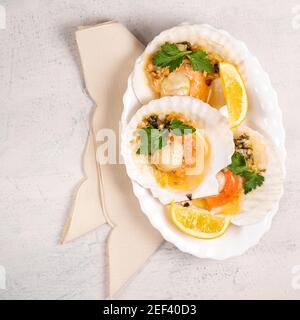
[241,170,264,194]
[227,152,265,194]
[167,119,196,136]
[152,43,215,73]
[152,44,189,72]
[227,152,247,175]
[136,127,168,155]
[188,50,215,73]
[136,118,196,155]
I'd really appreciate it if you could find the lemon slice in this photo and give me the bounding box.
[219,62,248,128]
[170,202,231,239]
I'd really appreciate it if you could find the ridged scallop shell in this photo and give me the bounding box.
[231,126,284,226]
[132,24,250,105]
[121,96,234,204]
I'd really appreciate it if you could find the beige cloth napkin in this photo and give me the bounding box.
[61,22,163,297]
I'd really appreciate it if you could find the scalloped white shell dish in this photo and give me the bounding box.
[121,24,285,260]
[121,96,234,204]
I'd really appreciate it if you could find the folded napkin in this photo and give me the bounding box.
[61,22,163,297]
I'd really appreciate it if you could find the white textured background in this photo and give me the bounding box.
[0,0,300,300]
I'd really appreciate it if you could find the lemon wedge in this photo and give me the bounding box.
[219,62,248,128]
[170,202,231,239]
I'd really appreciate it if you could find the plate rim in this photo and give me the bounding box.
[121,23,286,259]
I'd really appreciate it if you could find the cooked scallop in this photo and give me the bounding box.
[152,136,184,172]
[132,25,225,105]
[230,126,284,225]
[121,96,234,204]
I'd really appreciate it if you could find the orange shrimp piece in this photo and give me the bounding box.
[176,64,209,101]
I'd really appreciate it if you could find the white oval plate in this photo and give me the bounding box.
[121,24,285,260]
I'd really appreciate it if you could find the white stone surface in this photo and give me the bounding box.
[0,0,299,300]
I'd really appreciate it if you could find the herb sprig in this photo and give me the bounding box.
[137,118,196,155]
[227,152,264,194]
[136,128,168,155]
[152,43,215,73]
[167,119,196,136]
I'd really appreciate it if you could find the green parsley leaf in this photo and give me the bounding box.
[159,43,182,56]
[152,44,190,72]
[227,152,247,174]
[136,127,168,155]
[168,119,196,136]
[227,152,265,194]
[152,43,214,73]
[241,170,265,194]
[136,118,196,155]
[188,50,215,73]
